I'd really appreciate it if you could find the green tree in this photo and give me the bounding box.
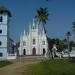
[35,7,49,33]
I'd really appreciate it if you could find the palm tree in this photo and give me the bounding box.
[35,7,49,33]
[66,32,71,58]
[35,7,51,58]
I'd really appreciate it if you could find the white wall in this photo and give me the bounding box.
[0,25,7,35]
[0,37,7,47]
[0,14,8,25]
[0,48,7,60]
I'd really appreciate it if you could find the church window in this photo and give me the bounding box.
[33,39,35,44]
[32,26,35,29]
[23,41,26,46]
[42,41,45,45]
[0,16,3,22]
[0,30,2,34]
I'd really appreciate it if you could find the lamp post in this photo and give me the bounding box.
[66,32,71,58]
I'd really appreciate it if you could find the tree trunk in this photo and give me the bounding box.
[42,23,53,59]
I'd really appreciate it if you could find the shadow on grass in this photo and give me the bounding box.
[61,72,67,75]
[69,57,75,63]
[0,60,12,68]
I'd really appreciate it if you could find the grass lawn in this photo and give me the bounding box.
[24,59,75,75]
[0,60,12,68]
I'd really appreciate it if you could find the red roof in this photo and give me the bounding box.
[0,7,11,17]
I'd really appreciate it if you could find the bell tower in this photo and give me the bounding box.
[0,7,11,59]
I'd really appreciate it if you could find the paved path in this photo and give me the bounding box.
[0,56,43,75]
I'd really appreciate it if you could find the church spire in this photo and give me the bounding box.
[29,23,31,32]
[42,28,45,35]
[32,18,36,29]
[24,29,26,35]
[33,18,35,26]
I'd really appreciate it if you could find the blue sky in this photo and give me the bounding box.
[0,0,75,42]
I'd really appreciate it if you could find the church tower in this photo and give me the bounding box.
[0,7,11,59]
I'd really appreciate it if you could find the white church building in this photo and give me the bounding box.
[18,19,48,57]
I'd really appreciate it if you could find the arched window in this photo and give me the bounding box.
[23,41,26,46]
[32,26,35,29]
[0,30,2,34]
[33,39,36,44]
[0,16,3,22]
[42,41,45,45]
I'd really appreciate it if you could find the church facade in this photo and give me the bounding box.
[18,19,48,57]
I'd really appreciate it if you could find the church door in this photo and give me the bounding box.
[32,48,36,55]
[43,48,45,55]
[23,49,26,55]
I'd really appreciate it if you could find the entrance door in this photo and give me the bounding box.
[43,48,45,55]
[32,48,36,55]
[23,49,26,55]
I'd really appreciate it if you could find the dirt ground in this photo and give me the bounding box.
[0,56,43,75]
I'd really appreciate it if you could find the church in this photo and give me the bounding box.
[18,19,48,57]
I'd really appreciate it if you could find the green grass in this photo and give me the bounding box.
[0,60,12,68]
[24,59,75,75]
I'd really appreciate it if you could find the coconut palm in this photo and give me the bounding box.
[35,7,49,33]
[35,7,51,58]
